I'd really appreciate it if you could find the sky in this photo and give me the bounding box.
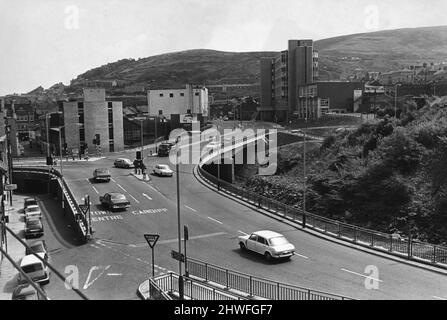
[1,0,447,95]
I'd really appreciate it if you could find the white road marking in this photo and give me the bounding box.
[83,265,111,290]
[85,178,90,183]
[128,194,140,203]
[129,232,227,247]
[91,186,99,194]
[148,185,159,193]
[341,268,383,282]
[142,193,153,201]
[185,205,197,212]
[116,184,127,192]
[111,178,116,183]
[207,217,223,224]
[90,244,101,249]
[433,296,447,300]
[293,253,309,259]
[107,273,122,276]
[238,230,248,236]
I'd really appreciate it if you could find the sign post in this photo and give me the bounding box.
[144,234,159,277]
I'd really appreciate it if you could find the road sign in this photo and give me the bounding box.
[4,184,17,191]
[144,234,160,249]
[171,250,185,262]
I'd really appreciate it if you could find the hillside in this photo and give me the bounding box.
[69,26,447,91]
[243,96,447,244]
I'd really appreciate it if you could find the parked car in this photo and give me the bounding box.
[26,240,48,260]
[24,198,38,211]
[93,168,111,182]
[114,158,134,168]
[157,143,174,157]
[99,193,130,211]
[24,205,41,221]
[25,219,44,239]
[19,254,50,285]
[153,164,174,177]
[12,283,46,300]
[238,230,295,261]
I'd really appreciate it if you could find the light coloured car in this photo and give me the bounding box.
[25,205,41,221]
[238,230,295,260]
[114,158,134,168]
[19,254,50,285]
[153,164,174,177]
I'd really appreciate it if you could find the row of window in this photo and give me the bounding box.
[158,92,200,98]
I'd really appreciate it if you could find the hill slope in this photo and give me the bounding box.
[70,26,447,90]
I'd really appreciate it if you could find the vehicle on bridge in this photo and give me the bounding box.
[93,168,111,182]
[114,158,134,169]
[24,205,42,222]
[26,240,49,260]
[153,164,173,177]
[99,192,130,211]
[238,230,295,261]
[24,197,38,211]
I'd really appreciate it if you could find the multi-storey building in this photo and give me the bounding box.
[147,84,208,128]
[259,39,317,121]
[60,88,124,155]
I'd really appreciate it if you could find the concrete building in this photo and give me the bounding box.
[297,82,365,118]
[147,84,208,121]
[259,39,317,121]
[60,88,124,155]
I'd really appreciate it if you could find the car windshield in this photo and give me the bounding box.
[96,169,109,174]
[27,244,44,254]
[27,221,41,227]
[159,165,169,170]
[26,207,39,212]
[111,194,126,200]
[22,263,43,273]
[268,236,290,246]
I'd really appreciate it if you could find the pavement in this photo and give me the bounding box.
[0,194,27,300]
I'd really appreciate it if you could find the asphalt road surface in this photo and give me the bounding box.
[33,152,447,300]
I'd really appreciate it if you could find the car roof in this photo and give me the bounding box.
[116,158,131,161]
[253,230,284,239]
[26,219,42,225]
[21,254,44,266]
[95,168,109,171]
[25,198,36,201]
[109,192,125,197]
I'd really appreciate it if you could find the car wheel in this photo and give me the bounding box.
[239,242,246,251]
[264,252,272,261]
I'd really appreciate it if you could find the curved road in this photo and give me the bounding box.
[32,151,447,300]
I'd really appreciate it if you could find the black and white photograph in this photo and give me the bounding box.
[1,0,447,308]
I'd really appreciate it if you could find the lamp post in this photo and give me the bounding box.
[394,84,401,118]
[302,105,308,229]
[175,135,184,299]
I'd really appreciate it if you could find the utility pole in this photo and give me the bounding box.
[302,105,307,229]
[175,139,184,299]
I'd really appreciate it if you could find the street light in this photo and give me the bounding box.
[174,135,184,299]
[302,104,308,228]
[394,84,402,118]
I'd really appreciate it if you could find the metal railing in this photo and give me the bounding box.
[186,258,352,300]
[149,272,248,300]
[198,165,447,269]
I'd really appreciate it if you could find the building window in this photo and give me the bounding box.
[180,93,184,97]
[159,110,163,115]
[159,93,164,97]
[109,141,114,152]
[109,127,114,140]
[187,109,191,114]
[169,93,174,98]
[195,92,199,96]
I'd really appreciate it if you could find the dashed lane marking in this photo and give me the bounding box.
[91,186,99,194]
[238,230,248,236]
[293,253,309,259]
[341,268,383,283]
[185,205,197,212]
[207,216,223,224]
[116,183,127,192]
[142,193,153,201]
[128,194,140,204]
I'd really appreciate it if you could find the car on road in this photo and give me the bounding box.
[114,158,134,168]
[157,143,174,157]
[26,240,49,261]
[238,230,295,261]
[19,254,50,285]
[25,205,41,221]
[93,168,111,182]
[99,192,130,211]
[24,198,38,211]
[12,283,46,300]
[25,219,44,239]
[153,164,174,177]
